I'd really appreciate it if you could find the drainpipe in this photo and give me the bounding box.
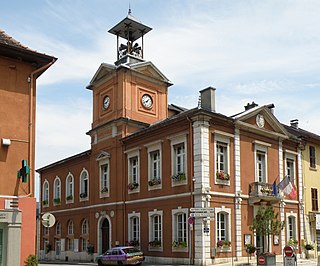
[28,59,56,196]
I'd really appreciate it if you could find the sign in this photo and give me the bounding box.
[190,212,215,217]
[284,257,295,266]
[203,227,209,233]
[283,245,294,257]
[188,217,195,224]
[190,207,215,212]
[258,256,265,265]
[316,214,320,230]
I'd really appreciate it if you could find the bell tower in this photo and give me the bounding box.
[87,10,172,140]
[108,8,152,65]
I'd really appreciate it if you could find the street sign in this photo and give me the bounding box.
[190,212,215,217]
[284,257,295,266]
[258,255,265,265]
[190,207,215,212]
[188,217,195,224]
[284,245,294,257]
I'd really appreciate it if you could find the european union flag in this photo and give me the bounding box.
[272,180,278,196]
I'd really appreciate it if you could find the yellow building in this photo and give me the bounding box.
[285,119,320,258]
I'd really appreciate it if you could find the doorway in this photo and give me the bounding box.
[101,218,110,253]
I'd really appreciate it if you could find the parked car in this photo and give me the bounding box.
[96,246,145,265]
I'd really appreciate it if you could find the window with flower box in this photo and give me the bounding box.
[53,177,61,205]
[80,169,89,200]
[215,207,231,252]
[126,148,140,193]
[286,213,298,246]
[172,208,188,251]
[66,173,74,203]
[97,151,110,198]
[148,210,163,250]
[214,132,232,185]
[254,141,270,183]
[42,180,49,207]
[128,212,140,246]
[145,141,162,190]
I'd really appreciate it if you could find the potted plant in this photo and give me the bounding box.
[304,243,314,259]
[149,240,161,247]
[128,182,139,191]
[216,171,230,181]
[42,200,48,206]
[53,198,61,204]
[288,238,298,248]
[171,172,186,182]
[101,187,108,193]
[217,240,231,249]
[80,192,87,198]
[24,254,38,266]
[148,178,161,186]
[66,195,73,201]
[172,240,187,248]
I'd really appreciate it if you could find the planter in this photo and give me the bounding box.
[257,253,276,266]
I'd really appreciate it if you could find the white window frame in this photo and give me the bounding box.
[82,219,88,235]
[215,207,231,247]
[284,151,297,186]
[67,238,74,251]
[254,141,270,183]
[99,160,110,197]
[79,168,89,201]
[286,212,298,243]
[172,208,188,251]
[145,141,162,190]
[42,180,49,206]
[126,149,140,193]
[53,176,61,205]
[128,212,141,246]
[66,173,74,203]
[148,209,163,251]
[214,133,231,185]
[68,220,74,235]
[169,134,188,186]
[56,222,61,236]
[81,238,88,252]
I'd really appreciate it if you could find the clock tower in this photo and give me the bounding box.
[87,9,172,142]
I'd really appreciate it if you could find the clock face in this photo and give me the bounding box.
[141,94,153,109]
[103,96,110,109]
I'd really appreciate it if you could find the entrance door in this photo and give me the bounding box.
[55,239,61,259]
[101,218,110,253]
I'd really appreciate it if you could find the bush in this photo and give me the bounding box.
[24,255,38,266]
[245,244,256,254]
[305,243,314,250]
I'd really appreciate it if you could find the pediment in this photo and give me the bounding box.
[130,61,172,85]
[96,151,111,161]
[234,105,289,139]
[87,63,116,89]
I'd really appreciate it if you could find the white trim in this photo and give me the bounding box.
[147,142,162,190]
[53,176,61,205]
[79,168,89,201]
[252,140,272,147]
[99,158,110,198]
[286,212,298,243]
[127,149,140,194]
[65,173,74,204]
[148,210,163,251]
[171,208,189,252]
[254,143,268,183]
[128,212,141,245]
[214,133,231,186]
[284,149,298,156]
[213,130,234,138]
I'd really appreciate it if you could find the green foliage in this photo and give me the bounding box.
[24,255,38,266]
[249,206,285,252]
[245,244,256,254]
[305,243,314,250]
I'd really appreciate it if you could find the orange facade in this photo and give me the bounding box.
[0,30,55,265]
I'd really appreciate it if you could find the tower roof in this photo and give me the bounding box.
[108,10,152,42]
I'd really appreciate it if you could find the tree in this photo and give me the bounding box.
[249,206,285,253]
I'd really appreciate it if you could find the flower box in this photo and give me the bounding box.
[149,240,161,247]
[53,198,61,204]
[217,240,231,248]
[66,195,73,201]
[172,241,187,248]
[171,172,186,182]
[42,200,48,206]
[101,187,108,193]
[216,171,230,181]
[128,182,139,191]
[80,192,87,199]
[128,240,139,247]
[148,179,161,186]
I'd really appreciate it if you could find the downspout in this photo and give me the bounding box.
[28,59,56,196]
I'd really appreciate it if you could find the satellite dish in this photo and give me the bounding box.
[41,212,56,228]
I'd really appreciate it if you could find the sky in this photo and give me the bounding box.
[1,0,320,198]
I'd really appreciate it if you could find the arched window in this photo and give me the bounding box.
[53,177,61,205]
[68,220,74,235]
[217,212,229,241]
[42,180,49,206]
[80,169,89,199]
[66,173,74,201]
[82,219,89,235]
[56,221,61,236]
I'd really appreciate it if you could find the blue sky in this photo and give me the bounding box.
[1,1,320,196]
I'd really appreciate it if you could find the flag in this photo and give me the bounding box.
[278,176,296,199]
[272,180,278,196]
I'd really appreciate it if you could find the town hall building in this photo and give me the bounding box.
[37,11,303,265]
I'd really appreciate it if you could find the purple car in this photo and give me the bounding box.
[96,246,145,265]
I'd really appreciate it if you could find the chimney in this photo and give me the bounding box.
[200,87,216,112]
[290,119,299,129]
[244,101,258,111]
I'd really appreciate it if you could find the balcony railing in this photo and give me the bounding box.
[249,182,281,205]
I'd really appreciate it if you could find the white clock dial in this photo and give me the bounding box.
[103,96,110,109]
[141,94,153,109]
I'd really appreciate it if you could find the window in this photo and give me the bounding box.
[56,222,61,236]
[68,220,74,235]
[151,150,161,180]
[310,146,316,168]
[174,144,185,174]
[80,169,89,199]
[149,210,163,249]
[216,142,227,173]
[128,213,140,246]
[53,177,61,204]
[42,181,49,206]
[256,152,266,183]
[44,226,49,236]
[67,238,74,251]
[312,188,318,211]
[215,207,231,248]
[66,173,74,202]
[286,213,298,243]
[100,163,109,193]
[82,219,88,235]
[127,148,140,193]
[172,208,188,250]
[82,238,88,252]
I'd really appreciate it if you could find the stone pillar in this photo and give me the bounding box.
[192,118,211,265]
[6,210,22,266]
